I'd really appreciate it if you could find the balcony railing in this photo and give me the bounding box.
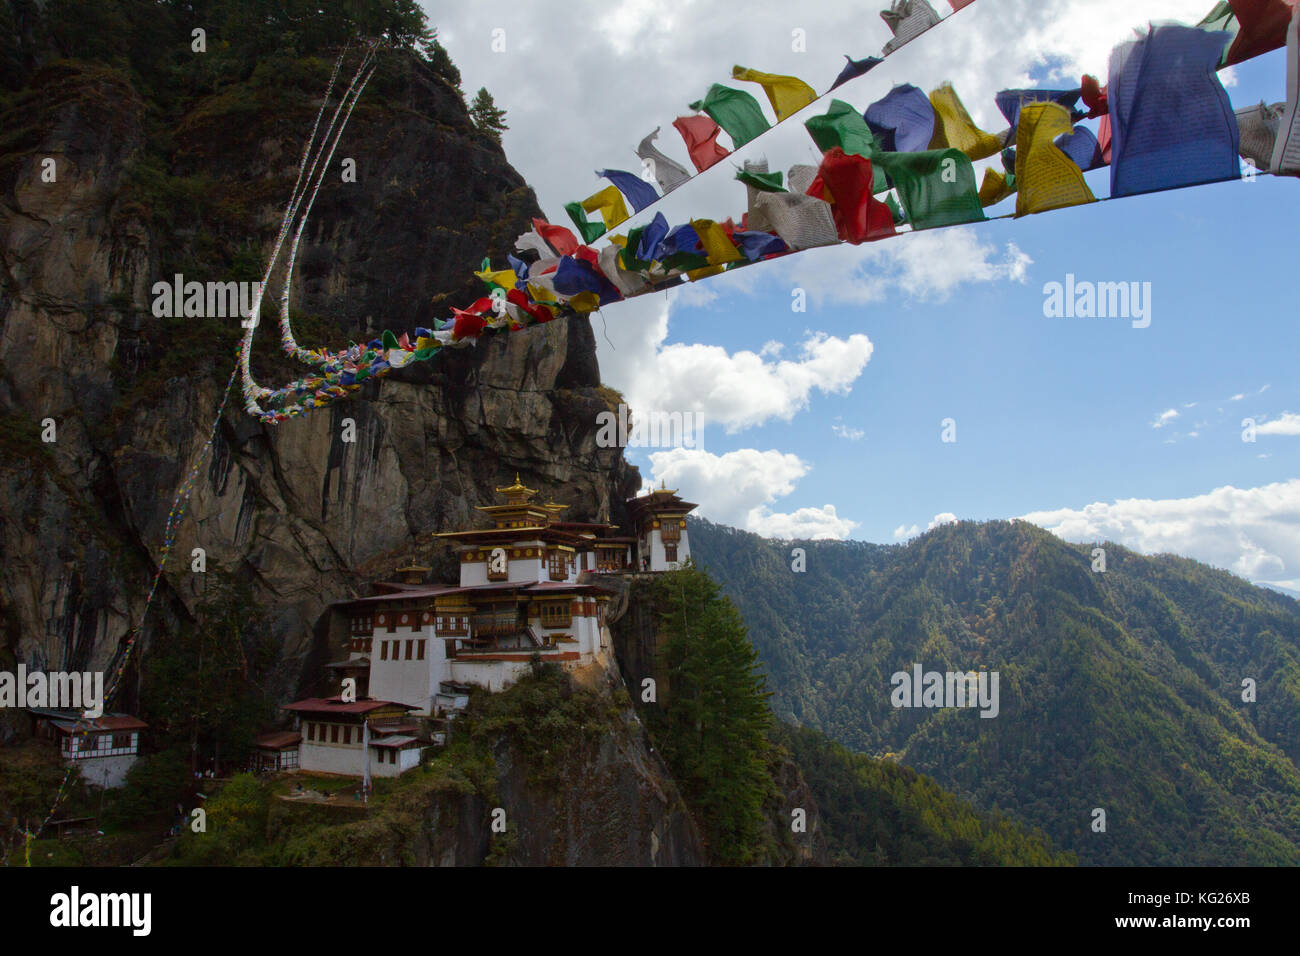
[469,613,524,636]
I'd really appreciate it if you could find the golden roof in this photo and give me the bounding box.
[496,472,537,496]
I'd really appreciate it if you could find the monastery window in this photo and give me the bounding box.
[112,733,132,750]
[665,544,678,563]
[307,723,315,742]
[539,602,572,629]
[380,641,389,661]
[406,639,414,660]
[661,521,681,544]
[548,550,569,580]
[330,725,339,744]
[417,640,426,661]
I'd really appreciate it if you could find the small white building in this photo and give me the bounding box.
[282,698,421,778]
[27,708,147,789]
[625,484,697,572]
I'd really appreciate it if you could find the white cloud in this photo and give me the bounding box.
[832,422,865,441]
[1022,480,1300,588]
[750,504,859,540]
[894,512,959,540]
[1151,408,1179,428]
[645,446,856,539]
[1257,412,1300,436]
[1230,393,1246,401]
[596,296,873,433]
[758,231,1031,310]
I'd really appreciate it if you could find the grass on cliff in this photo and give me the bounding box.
[161,662,616,866]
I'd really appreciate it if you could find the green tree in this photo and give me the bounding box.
[649,563,775,864]
[140,571,276,775]
[468,86,508,142]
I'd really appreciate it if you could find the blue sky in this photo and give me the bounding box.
[432,0,1300,589]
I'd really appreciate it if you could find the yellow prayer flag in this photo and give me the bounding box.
[607,234,628,248]
[474,266,518,288]
[580,185,630,229]
[527,282,558,304]
[929,84,1004,161]
[977,169,1015,207]
[691,219,744,265]
[686,264,726,281]
[1014,103,1097,217]
[732,65,817,122]
[566,291,601,313]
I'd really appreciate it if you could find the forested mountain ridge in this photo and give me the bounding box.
[687,517,1300,865]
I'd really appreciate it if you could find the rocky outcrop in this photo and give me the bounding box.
[0,50,638,715]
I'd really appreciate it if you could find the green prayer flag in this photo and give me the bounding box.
[886,193,907,225]
[564,202,607,244]
[736,168,786,192]
[806,100,879,159]
[689,84,771,148]
[660,250,711,272]
[621,225,654,271]
[874,149,986,230]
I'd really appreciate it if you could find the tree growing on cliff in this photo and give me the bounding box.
[650,563,776,864]
[469,87,508,143]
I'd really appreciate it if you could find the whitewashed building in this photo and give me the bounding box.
[625,483,697,572]
[277,475,698,778]
[27,708,147,789]
[283,698,421,778]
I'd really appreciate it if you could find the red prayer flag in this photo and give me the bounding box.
[1081,75,1108,118]
[1223,0,1298,65]
[574,245,601,266]
[398,332,412,351]
[451,308,487,340]
[1096,114,1113,163]
[506,288,553,324]
[672,115,730,172]
[808,147,895,244]
[531,217,579,256]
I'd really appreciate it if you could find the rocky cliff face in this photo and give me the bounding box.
[0,49,638,716]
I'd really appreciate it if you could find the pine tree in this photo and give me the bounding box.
[469,87,509,143]
[650,563,776,864]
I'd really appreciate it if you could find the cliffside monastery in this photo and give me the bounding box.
[263,476,698,780]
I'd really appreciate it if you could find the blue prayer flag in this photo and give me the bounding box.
[596,168,660,213]
[864,84,935,153]
[1109,25,1240,197]
[832,54,883,90]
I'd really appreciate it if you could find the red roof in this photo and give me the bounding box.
[283,697,416,716]
[254,731,302,750]
[45,714,147,734]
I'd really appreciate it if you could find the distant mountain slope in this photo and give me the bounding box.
[776,725,1072,866]
[688,517,1300,865]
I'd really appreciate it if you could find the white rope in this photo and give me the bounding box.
[240,43,379,415]
[278,47,379,361]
